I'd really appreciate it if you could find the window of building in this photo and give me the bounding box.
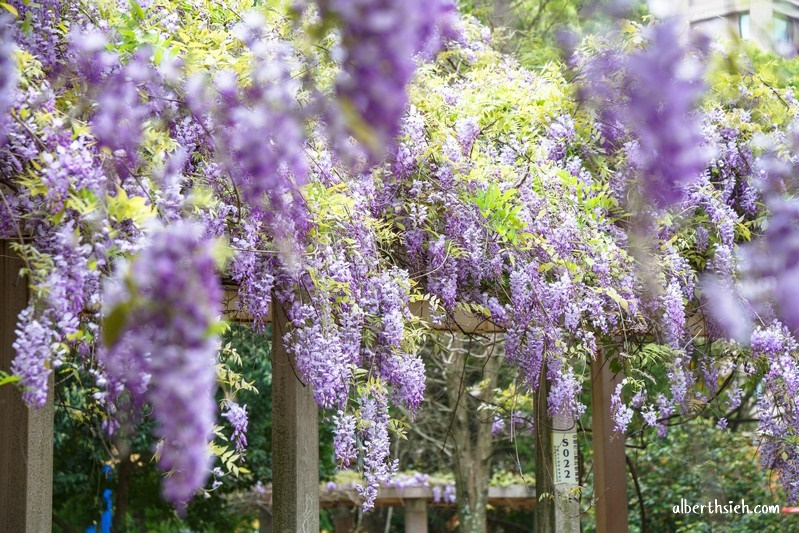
[773,16,790,44]
[739,12,751,41]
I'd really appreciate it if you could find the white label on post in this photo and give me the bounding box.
[552,431,578,486]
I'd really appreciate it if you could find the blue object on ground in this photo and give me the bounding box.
[100,488,112,533]
[86,485,113,533]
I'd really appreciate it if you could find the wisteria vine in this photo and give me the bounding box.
[3,0,799,513]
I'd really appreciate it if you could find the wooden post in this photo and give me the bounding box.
[534,363,555,532]
[270,296,319,533]
[0,241,54,533]
[404,498,428,533]
[591,353,628,533]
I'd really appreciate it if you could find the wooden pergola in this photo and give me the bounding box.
[0,243,628,532]
[226,483,537,533]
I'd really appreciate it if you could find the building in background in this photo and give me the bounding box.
[663,0,799,53]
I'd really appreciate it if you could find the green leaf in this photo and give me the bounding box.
[129,0,145,21]
[0,372,21,386]
[0,2,18,16]
[102,303,131,348]
[604,287,629,311]
[208,319,230,337]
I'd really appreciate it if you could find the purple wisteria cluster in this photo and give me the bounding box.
[332,411,358,467]
[222,401,249,455]
[277,185,426,486]
[355,381,398,510]
[1,0,461,511]
[586,26,799,500]
[189,15,309,236]
[91,51,154,180]
[318,0,458,156]
[0,14,16,144]
[11,307,56,408]
[378,30,643,423]
[1,44,109,404]
[750,323,799,503]
[377,17,799,503]
[579,20,710,208]
[733,197,799,336]
[7,0,799,512]
[9,0,62,70]
[101,222,222,509]
[432,482,457,504]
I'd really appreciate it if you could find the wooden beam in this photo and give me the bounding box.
[222,287,503,333]
[408,302,503,334]
[591,353,628,533]
[270,296,319,532]
[230,484,537,511]
[0,241,54,533]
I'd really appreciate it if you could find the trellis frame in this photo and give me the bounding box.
[223,287,627,532]
[0,241,54,533]
[0,261,628,532]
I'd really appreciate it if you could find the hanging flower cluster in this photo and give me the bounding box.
[0,0,452,509]
[101,221,223,509]
[376,24,644,423]
[5,0,799,511]
[571,18,799,501]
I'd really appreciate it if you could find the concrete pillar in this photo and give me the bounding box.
[258,507,272,533]
[404,498,428,533]
[0,241,54,533]
[333,505,355,533]
[553,411,580,533]
[534,364,555,532]
[591,353,628,533]
[492,0,514,28]
[672,0,693,40]
[750,0,776,50]
[536,358,580,533]
[270,296,319,533]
